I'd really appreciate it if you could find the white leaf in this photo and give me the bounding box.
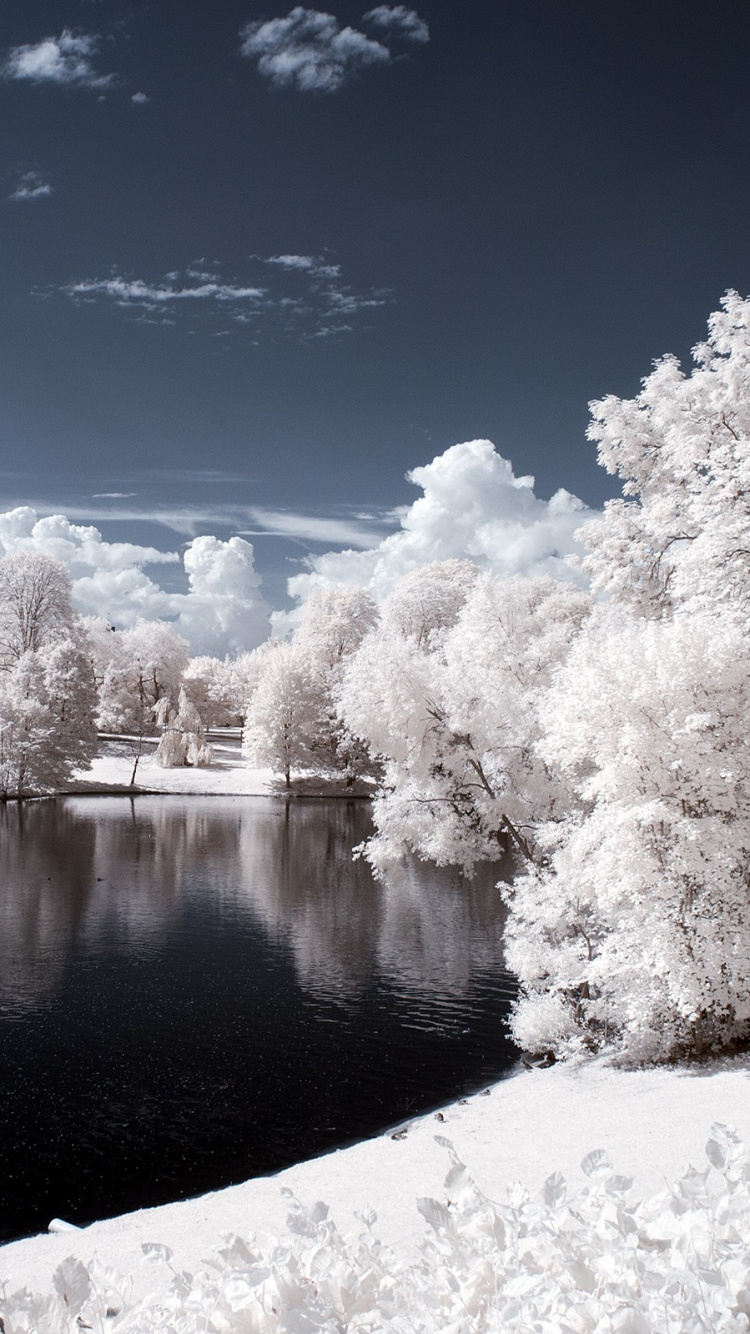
[141,1243,173,1264]
[581,1148,612,1178]
[543,1170,567,1208]
[52,1258,91,1316]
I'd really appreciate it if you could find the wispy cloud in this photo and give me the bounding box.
[65,275,268,309]
[2,30,114,89]
[362,6,429,43]
[56,255,393,341]
[241,507,394,546]
[263,253,342,279]
[9,170,53,202]
[239,7,390,92]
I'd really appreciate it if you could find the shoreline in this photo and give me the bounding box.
[3,1055,750,1302]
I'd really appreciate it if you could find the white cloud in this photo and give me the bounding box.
[131,91,149,104]
[239,7,390,92]
[282,440,594,617]
[65,276,268,308]
[264,253,342,279]
[57,256,392,341]
[362,6,429,42]
[3,30,113,88]
[0,508,270,654]
[240,507,394,546]
[9,170,53,201]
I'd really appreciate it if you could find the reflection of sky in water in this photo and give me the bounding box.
[0,796,511,1011]
[0,795,518,1242]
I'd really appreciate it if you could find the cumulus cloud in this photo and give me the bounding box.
[3,30,113,88]
[131,91,149,104]
[57,256,392,341]
[239,7,390,92]
[0,508,270,655]
[175,536,271,656]
[9,170,53,201]
[362,6,429,42]
[280,440,594,621]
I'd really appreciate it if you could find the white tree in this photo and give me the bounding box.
[242,640,320,788]
[341,571,590,873]
[154,687,212,768]
[0,550,78,667]
[294,584,378,783]
[0,554,97,797]
[182,656,239,728]
[507,606,750,1062]
[581,289,750,619]
[506,292,750,1062]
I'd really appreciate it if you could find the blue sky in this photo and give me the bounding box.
[1,0,750,623]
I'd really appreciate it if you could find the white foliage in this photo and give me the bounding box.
[154,688,212,769]
[242,639,321,786]
[582,289,750,619]
[5,1129,750,1332]
[341,570,590,872]
[182,656,239,728]
[93,620,189,736]
[507,606,750,1061]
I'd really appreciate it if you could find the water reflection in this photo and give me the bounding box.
[0,795,517,1242]
[0,796,509,1010]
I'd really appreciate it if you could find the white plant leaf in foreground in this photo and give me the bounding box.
[4,1130,750,1332]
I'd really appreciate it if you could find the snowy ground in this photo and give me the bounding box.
[2,1055,750,1305]
[66,731,370,798]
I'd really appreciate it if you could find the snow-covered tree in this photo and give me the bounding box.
[294,584,378,782]
[94,619,189,736]
[0,554,97,796]
[154,687,212,768]
[341,570,590,872]
[182,656,239,728]
[507,292,750,1062]
[581,289,750,619]
[0,550,78,667]
[242,640,320,787]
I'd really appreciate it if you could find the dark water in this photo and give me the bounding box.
[0,796,518,1243]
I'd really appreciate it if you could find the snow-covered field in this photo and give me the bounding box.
[66,731,375,798]
[2,1056,750,1329]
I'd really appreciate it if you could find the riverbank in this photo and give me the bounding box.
[2,1054,749,1314]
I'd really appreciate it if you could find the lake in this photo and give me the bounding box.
[0,795,518,1243]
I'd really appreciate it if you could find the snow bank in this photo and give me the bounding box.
[3,1057,750,1324]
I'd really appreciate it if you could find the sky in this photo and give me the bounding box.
[1,0,750,645]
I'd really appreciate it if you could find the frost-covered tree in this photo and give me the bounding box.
[582,289,750,618]
[94,619,189,736]
[0,555,97,796]
[182,656,239,728]
[508,607,750,1062]
[507,292,750,1062]
[242,640,320,787]
[0,550,78,667]
[380,558,477,648]
[294,584,378,783]
[341,571,590,872]
[154,687,212,768]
